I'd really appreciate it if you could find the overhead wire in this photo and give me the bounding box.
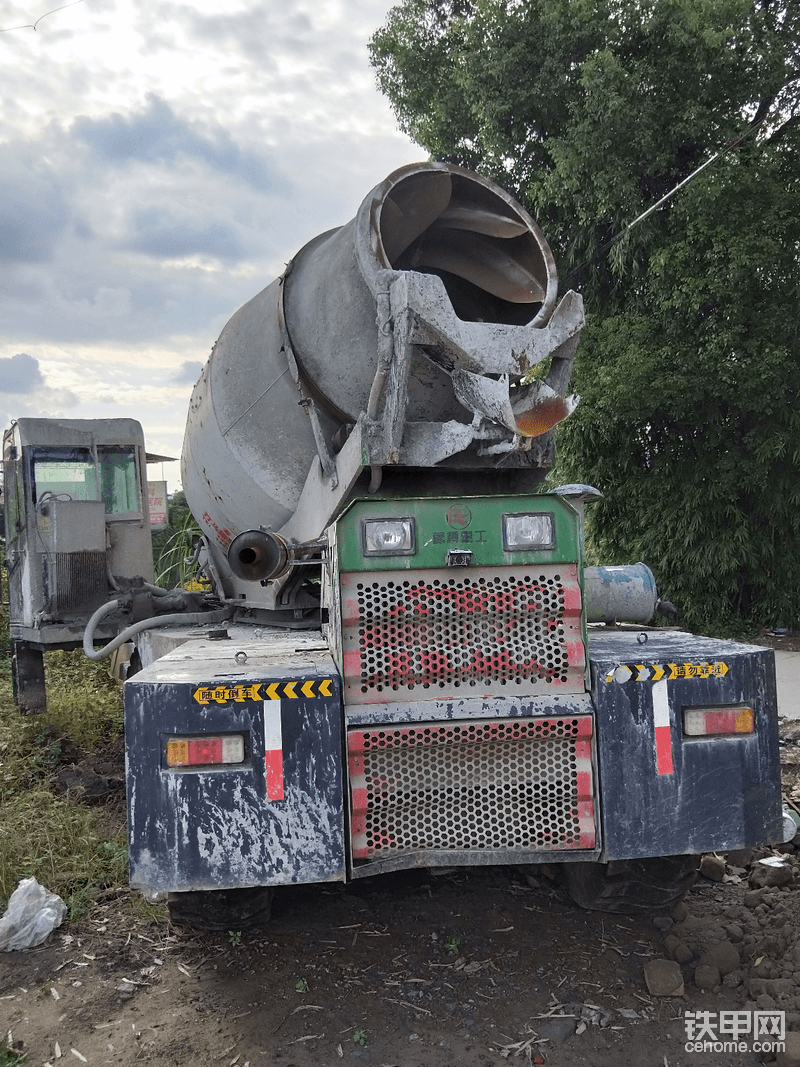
[0,0,85,33]
[566,112,772,284]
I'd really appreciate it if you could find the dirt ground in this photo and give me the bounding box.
[3,642,800,1067]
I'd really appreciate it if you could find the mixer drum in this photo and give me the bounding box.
[181,162,560,556]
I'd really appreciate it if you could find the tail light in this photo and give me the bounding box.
[166,735,245,767]
[682,706,754,738]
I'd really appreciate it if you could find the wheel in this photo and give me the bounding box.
[167,886,275,931]
[562,854,699,915]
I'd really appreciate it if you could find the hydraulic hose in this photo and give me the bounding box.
[82,599,234,661]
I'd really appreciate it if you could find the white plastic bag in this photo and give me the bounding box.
[0,877,67,951]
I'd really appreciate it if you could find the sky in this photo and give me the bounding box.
[0,0,420,483]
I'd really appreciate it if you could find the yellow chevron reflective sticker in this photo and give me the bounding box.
[254,679,338,700]
[193,683,263,705]
[603,661,729,684]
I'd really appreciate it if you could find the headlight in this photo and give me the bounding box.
[503,513,554,551]
[362,517,415,557]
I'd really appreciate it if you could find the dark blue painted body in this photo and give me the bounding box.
[123,627,782,894]
[124,634,345,893]
[589,630,782,860]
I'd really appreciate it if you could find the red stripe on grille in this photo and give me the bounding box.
[340,565,587,704]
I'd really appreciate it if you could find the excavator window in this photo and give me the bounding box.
[33,447,139,516]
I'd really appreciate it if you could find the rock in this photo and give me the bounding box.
[698,941,740,976]
[757,993,778,1010]
[722,970,743,988]
[663,935,694,964]
[700,854,727,881]
[673,942,694,965]
[776,1033,800,1066]
[727,848,755,868]
[694,964,721,990]
[750,978,794,998]
[653,915,673,932]
[671,902,689,922]
[663,933,681,957]
[537,1018,576,1046]
[643,959,684,997]
[727,924,745,942]
[746,888,769,908]
[750,861,794,889]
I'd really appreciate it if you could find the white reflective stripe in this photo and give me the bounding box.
[264,700,283,750]
[652,678,670,728]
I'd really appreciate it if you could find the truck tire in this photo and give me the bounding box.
[167,886,274,931]
[562,855,699,915]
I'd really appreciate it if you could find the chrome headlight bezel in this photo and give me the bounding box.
[502,512,555,551]
[361,517,416,557]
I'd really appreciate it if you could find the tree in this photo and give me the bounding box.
[371,0,800,632]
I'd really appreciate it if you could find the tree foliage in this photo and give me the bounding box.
[371,0,800,631]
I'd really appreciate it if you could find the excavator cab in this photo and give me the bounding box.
[2,418,153,712]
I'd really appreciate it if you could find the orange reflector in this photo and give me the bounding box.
[514,394,571,438]
[166,736,244,767]
[683,706,754,737]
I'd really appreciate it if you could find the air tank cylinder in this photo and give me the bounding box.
[584,563,660,624]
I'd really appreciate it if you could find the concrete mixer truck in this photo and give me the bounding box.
[2,162,783,925]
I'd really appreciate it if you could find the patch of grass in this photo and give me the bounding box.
[127,895,169,925]
[0,602,129,917]
[0,1035,28,1066]
[44,649,123,751]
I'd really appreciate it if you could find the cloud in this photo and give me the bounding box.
[173,360,203,384]
[0,353,45,394]
[183,6,313,64]
[123,206,250,263]
[0,148,72,265]
[71,94,285,192]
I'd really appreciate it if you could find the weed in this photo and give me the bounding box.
[0,1035,27,1066]
[352,1027,368,1046]
[444,934,463,955]
[43,649,123,750]
[294,976,308,992]
[127,895,169,924]
[228,929,243,947]
[0,598,130,914]
[151,494,202,589]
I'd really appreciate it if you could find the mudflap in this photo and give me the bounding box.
[589,630,782,859]
[124,634,345,894]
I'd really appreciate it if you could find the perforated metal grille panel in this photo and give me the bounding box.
[349,717,595,860]
[341,564,585,703]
